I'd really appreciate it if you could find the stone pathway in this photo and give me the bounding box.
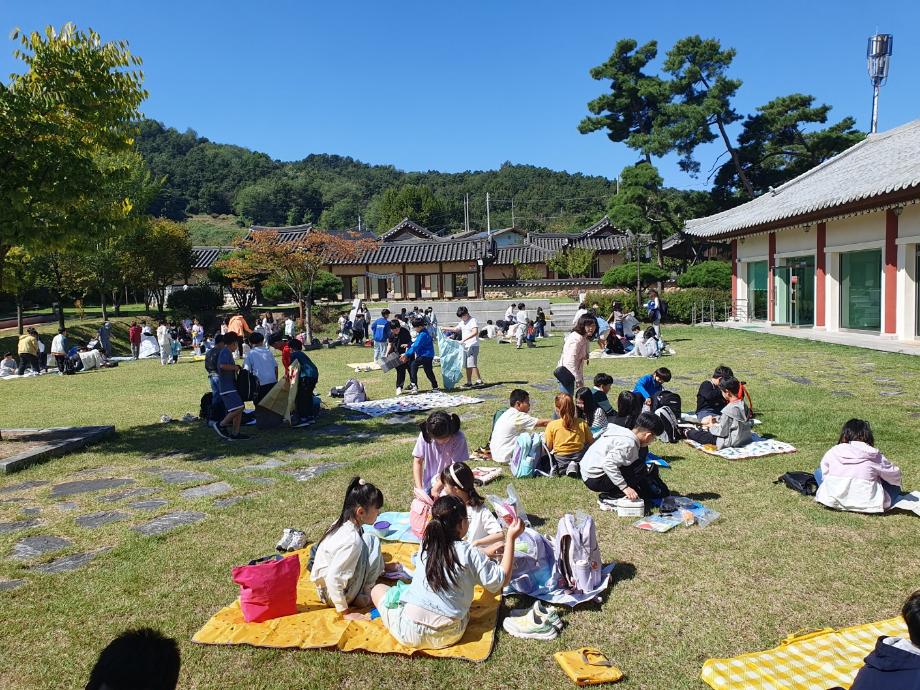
[10,536,72,561]
[51,478,134,498]
[179,482,233,500]
[32,548,112,574]
[75,511,130,529]
[133,511,207,537]
[0,519,39,534]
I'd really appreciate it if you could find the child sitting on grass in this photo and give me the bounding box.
[489,389,551,464]
[685,377,752,449]
[633,367,671,410]
[696,365,734,422]
[814,418,903,513]
[436,462,505,556]
[574,386,605,430]
[372,495,524,650]
[413,412,469,494]
[849,589,920,689]
[311,477,397,621]
[0,353,17,376]
[592,373,614,421]
[545,393,594,477]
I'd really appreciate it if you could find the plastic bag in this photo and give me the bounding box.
[435,329,463,390]
[487,484,531,528]
[672,497,721,528]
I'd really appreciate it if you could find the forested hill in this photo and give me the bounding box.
[135,119,615,235]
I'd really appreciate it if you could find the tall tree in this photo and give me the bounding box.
[134,218,194,315]
[660,36,754,197]
[579,39,671,163]
[33,251,86,329]
[223,230,373,340]
[370,185,450,232]
[2,248,39,334]
[711,93,865,207]
[547,248,597,278]
[0,24,147,280]
[608,163,678,267]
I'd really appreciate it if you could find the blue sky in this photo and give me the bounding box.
[2,1,918,190]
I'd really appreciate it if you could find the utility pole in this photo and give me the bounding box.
[511,198,515,228]
[358,215,362,233]
[463,194,469,232]
[486,192,491,234]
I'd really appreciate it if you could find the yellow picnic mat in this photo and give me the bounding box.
[193,541,500,662]
[700,616,907,689]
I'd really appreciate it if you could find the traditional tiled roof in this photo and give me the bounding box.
[191,246,233,269]
[494,242,556,265]
[332,239,490,265]
[685,119,920,239]
[379,218,439,242]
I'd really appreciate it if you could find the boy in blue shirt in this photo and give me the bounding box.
[214,333,248,440]
[400,318,439,393]
[633,367,671,409]
[370,309,391,364]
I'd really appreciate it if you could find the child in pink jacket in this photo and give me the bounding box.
[815,419,902,513]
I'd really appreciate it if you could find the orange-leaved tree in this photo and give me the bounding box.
[225,229,373,340]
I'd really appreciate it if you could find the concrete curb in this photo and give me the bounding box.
[0,426,115,474]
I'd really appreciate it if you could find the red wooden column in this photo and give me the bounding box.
[884,209,899,334]
[767,232,776,321]
[815,222,827,327]
[730,239,738,307]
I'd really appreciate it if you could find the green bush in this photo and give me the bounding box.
[261,271,343,304]
[662,288,732,323]
[601,262,669,290]
[166,285,223,317]
[583,290,634,318]
[676,260,732,289]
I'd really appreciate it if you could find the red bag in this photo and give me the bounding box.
[232,555,300,623]
[409,487,434,539]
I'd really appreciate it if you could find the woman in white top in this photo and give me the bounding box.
[156,321,172,366]
[311,477,395,620]
[558,314,597,392]
[442,306,483,387]
[435,462,504,557]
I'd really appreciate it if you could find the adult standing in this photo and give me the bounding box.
[190,318,204,355]
[386,318,412,396]
[514,302,528,348]
[443,306,483,388]
[352,310,367,345]
[534,307,547,338]
[128,322,142,359]
[17,328,40,376]
[284,314,295,338]
[557,314,597,394]
[156,320,172,366]
[51,328,69,375]
[227,313,252,358]
[370,309,391,364]
[646,289,662,337]
[98,321,113,358]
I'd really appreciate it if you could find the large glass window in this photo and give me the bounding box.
[748,261,768,320]
[840,249,882,330]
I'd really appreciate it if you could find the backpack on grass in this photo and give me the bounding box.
[774,472,818,496]
[553,512,602,593]
[653,390,682,443]
[343,378,367,404]
[510,432,542,478]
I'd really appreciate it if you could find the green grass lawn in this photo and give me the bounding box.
[0,326,918,689]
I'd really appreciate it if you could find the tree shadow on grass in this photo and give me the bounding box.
[95,404,426,466]
[681,491,721,501]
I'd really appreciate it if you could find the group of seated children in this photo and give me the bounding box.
[312,469,524,650]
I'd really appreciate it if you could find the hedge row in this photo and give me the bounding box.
[584,288,731,324]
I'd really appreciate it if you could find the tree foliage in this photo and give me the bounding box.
[602,262,669,290]
[134,218,194,315]
[676,260,731,289]
[0,24,147,279]
[547,248,596,278]
[234,176,323,227]
[367,184,450,233]
[166,284,223,316]
[711,93,865,206]
[261,270,342,304]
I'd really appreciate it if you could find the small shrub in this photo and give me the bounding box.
[601,262,669,290]
[662,288,732,323]
[167,285,223,317]
[676,260,732,290]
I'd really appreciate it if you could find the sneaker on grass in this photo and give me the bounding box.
[287,530,307,551]
[292,418,314,428]
[276,528,293,552]
[507,601,563,631]
[502,604,561,640]
[229,433,250,441]
[597,496,618,512]
[210,421,230,440]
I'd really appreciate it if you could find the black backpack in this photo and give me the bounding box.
[774,472,818,496]
[658,299,668,318]
[654,390,682,419]
[235,368,260,402]
[204,347,221,374]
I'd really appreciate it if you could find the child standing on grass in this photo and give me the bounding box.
[311,477,393,621]
[372,495,524,649]
[545,393,593,477]
[288,338,319,428]
[814,419,903,513]
[413,412,469,494]
[436,462,505,556]
[401,318,439,392]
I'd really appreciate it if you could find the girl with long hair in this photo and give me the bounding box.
[372,495,523,649]
[438,462,505,556]
[544,393,593,477]
[557,314,597,392]
[311,477,393,621]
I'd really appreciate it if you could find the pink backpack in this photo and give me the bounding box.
[232,554,300,623]
[553,512,602,593]
[409,487,434,539]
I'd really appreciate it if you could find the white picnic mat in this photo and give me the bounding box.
[683,433,796,459]
[344,391,484,417]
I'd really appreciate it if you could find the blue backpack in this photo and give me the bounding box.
[510,432,541,478]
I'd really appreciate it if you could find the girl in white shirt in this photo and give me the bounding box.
[311,477,392,621]
[436,462,504,557]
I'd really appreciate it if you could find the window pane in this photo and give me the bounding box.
[748,261,768,320]
[841,249,882,330]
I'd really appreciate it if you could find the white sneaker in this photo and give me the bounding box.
[507,601,563,631]
[276,528,293,552]
[597,497,618,512]
[287,530,307,551]
[395,387,402,396]
[502,603,560,640]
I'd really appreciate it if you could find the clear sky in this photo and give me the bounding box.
[2,1,918,190]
